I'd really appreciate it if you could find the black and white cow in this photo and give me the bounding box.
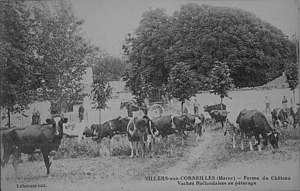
[236,109,280,152]
[182,113,205,141]
[127,115,158,158]
[271,108,289,128]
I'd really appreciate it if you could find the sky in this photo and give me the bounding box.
[71,0,298,57]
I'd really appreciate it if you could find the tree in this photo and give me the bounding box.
[91,73,112,123]
[207,61,234,108]
[285,62,298,104]
[0,1,37,127]
[123,9,173,99]
[31,0,94,112]
[167,62,199,113]
[93,53,128,81]
[123,4,296,94]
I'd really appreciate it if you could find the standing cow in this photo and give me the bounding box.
[204,104,228,128]
[91,116,130,156]
[1,115,68,175]
[236,109,280,152]
[183,113,205,141]
[127,115,158,158]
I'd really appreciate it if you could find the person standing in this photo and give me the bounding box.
[193,99,200,115]
[264,96,271,114]
[31,109,41,125]
[78,104,85,122]
[282,95,288,109]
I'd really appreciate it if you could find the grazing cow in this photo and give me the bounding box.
[91,116,130,156]
[271,108,289,128]
[236,109,280,152]
[207,110,230,129]
[183,113,205,141]
[1,115,68,175]
[127,115,158,158]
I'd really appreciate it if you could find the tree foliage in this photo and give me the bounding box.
[93,53,127,81]
[285,62,298,91]
[207,61,234,104]
[0,0,97,121]
[123,9,172,99]
[30,0,94,111]
[91,73,112,110]
[123,4,296,98]
[0,1,36,116]
[167,62,199,113]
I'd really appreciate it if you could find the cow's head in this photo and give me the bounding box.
[267,129,281,149]
[46,115,68,137]
[144,116,159,137]
[90,124,102,139]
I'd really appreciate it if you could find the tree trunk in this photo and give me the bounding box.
[0,107,2,128]
[220,96,223,110]
[293,90,295,106]
[99,109,101,124]
[7,107,11,128]
[181,102,184,114]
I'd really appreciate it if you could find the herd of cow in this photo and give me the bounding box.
[1,102,299,177]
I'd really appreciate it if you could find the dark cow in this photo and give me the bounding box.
[127,115,158,158]
[120,101,139,117]
[151,115,191,140]
[204,104,227,128]
[1,115,68,175]
[271,108,289,128]
[120,101,148,117]
[91,116,130,156]
[204,103,226,112]
[208,110,230,129]
[183,113,205,141]
[236,109,280,152]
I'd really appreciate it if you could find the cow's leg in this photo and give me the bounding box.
[12,149,21,178]
[135,142,139,157]
[107,138,112,157]
[258,141,262,153]
[255,135,262,153]
[232,134,236,148]
[42,152,51,175]
[1,147,13,168]
[130,142,134,158]
[249,138,253,151]
[141,142,146,158]
[240,133,244,151]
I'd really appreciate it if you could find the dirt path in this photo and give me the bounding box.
[163,133,213,176]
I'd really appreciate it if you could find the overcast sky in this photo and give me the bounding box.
[71,0,298,57]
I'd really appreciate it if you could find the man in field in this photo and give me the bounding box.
[264,96,271,114]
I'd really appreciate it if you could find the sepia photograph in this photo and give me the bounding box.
[0,0,299,190]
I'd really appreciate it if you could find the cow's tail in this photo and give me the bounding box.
[127,117,136,136]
